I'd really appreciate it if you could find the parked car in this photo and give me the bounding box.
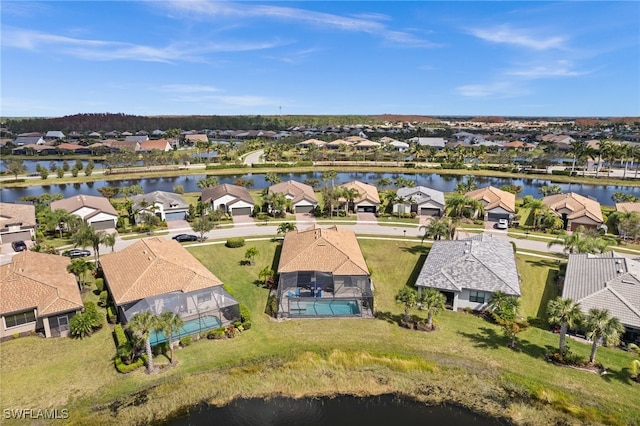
[172,234,198,242]
[62,249,92,258]
[11,241,27,252]
[496,219,509,230]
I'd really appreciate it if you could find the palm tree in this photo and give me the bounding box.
[456,177,477,194]
[547,297,583,355]
[321,170,337,188]
[265,172,281,185]
[244,247,259,265]
[340,187,361,214]
[70,225,109,263]
[66,258,95,289]
[418,288,446,328]
[197,176,219,189]
[395,287,418,323]
[102,232,117,252]
[568,140,588,175]
[277,222,297,235]
[258,266,274,287]
[127,311,160,374]
[419,217,450,243]
[158,312,184,365]
[521,196,546,230]
[583,308,625,364]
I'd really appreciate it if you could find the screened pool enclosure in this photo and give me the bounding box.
[276,271,374,318]
[119,286,240,345]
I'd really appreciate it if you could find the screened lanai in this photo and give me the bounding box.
[120,286,240,345]
[276,271,374,319]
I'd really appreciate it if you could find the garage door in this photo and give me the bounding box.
[357,206,376,213]
[0,230,31,244]
[164,211,187,221]
[487,212,509,221]
[91,220,115,230]
[419,208,441,216]
[231,207,252,216]
[295,205,314,214]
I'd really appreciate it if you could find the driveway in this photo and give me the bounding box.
[295,213,316,228]
[356,212,378,224]
[167,219,191,230]
[232,214,255,225]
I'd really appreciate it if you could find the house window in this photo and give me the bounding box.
[4,310,36,328]
[197,293,212,304]
[469,291,487,303]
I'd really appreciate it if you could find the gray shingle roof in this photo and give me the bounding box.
[415,234,520,296]
[131,191,188,211]
[563,252,640,328]
[397,186,445,207]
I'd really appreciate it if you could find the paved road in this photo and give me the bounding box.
[243,149,264,166]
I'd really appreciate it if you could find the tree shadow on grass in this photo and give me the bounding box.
[403,252,428,288]
[600,366,636,386]
[375,311,402,325]
[458,327,553,359]
[400,244,430,256]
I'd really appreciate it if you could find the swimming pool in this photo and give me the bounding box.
[288,300,361,317]
[150,315,221,345]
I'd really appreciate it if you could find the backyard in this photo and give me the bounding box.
[0,239,638,425]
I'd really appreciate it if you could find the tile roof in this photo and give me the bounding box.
[0,203,36,229]
[297,138,327,147]
[0,251,83,316]
[269,180,317,205]
[139,139,171,151]
[201,184,254,205]
[542,192,603,223]
[100,238,223,305]
[185,134,209,143]
[415,234,520,296]
[616,202,640,214]
[51,195,118,216]
[338,180,380,205]
[563,252,640,328]
[466,186,516,213]
[396,186,445,207]
[278,225,369,276]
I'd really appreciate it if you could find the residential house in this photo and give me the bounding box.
[0,251,83,338]
[338,180,380,213]
[542,192,604,231]
[615,202,640,214]
[466,186,516,222]
[12,144,57,155]
[354,140,381,150]
[13,136,45,146]
[102,139,139,152]
[100,238,240,344]
[124,135,148,143]
[410,137,446,149]
[268,180,318,214]
[415,234,520,311]
[57,143,91,155]
[44,131,65,140]
[501,141,536,151]
[130,191,189,222]
[326,139,353,150]
[297,139,327,149]
[275,225,374,318]
[51,195,118,230]
[139,139,172,152]
[185,134,209,145]
[0,202,36,245]
[563,252,640,343]
[201,184,254,216]
[394,186,445,217]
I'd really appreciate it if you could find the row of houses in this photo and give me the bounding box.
[11,138,173,155]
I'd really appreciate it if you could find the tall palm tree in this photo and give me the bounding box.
[568,141,588,175]
[547,297,583,355]
[419,217,450,243]
[340,187,361,214]
[70,225,109,263]
[395,287,418,323]
[102,232,117,253]
[419,288,446,328]
[158,312,184,365]
[321,170,337,188]
[127,311,160,374]
[583,308,625,364]
[521,196,546,230]
[66,258,95,289]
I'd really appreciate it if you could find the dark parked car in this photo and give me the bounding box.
[62,249,92,258]
[11,241,27,252]
[172,234,198,242]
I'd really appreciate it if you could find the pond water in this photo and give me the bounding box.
[165,395,506,426]
[2,170,640,205]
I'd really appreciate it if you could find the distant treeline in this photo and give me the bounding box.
[3,113,426,134]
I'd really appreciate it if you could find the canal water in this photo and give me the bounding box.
[166,395,506,426]
[2,170,640,205]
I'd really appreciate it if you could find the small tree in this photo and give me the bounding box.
[395,287,417,323]
[191,216,214,242]
[547,297,583,355]
[258,266,274,287]
[127,311,160,374]
[158,312,184,364]
[244,247,259,265]
[418,288,446,328]
[69,313,94,338]
[3,159,27,180]
[277,222,297,235]
[583,308,625,365]
[66,258,95,289]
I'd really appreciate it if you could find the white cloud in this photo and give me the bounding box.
[506,66,585,79]
[456,81,529,98]
[469,25,567,50]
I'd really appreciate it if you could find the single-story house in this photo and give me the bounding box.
[388,140,410,152]
[0,202,36,245]
[410,137,446,149]
[338,180,380,213]
[103,139,139,151]
[100,238,240,344]
[563,252,640,344]
[14,136,45,146]
[268,180,318,214]
[297,139,327,149]
[185,134,209,144]
[542,192,604,231]
[615,202,640,214]
[393,186,445,217]
[276,225,374,319]
[130,191,189,222]
[139,139,172,152]
[201,184,254,216]
[326,139,353,149]
[415,234,521,311]
[51,195,118,230]
[354,140,381,150]
[0,251,83,338]
[466,186,516,222]
[57,143,91,155]
[44,131,66,140]
[124,135,149,143]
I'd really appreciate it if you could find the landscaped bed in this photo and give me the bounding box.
[1,239,638,426]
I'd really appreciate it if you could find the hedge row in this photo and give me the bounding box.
[205,164,248,170]
[106,306,117,324]
[113,324,128,348]
[115,355,146,374]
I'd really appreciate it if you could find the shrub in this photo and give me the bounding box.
[98,290,108,307]
[153,342,169,356]
[173,185,185,194]
[225,237,245,248]
[180,336,193,347]
[207,328,226,340]
[266,295,278,317]
[239,304,252,329]
[114,324,128,348]
[84,302,102,329]
[69,313,94,338]
[106,306,117,324]
[115,355,146,374]
[12,332,20,339]
[95,278,104,292]
[225,324,239,338]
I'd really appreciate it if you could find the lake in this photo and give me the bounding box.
[2,170,640,205]
[165,395,506,426]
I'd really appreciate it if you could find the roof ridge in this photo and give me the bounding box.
[607,284,640,319]
[469,245,520,294]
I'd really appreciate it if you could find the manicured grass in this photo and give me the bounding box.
[516,255,561,320]
[1,240,638,425]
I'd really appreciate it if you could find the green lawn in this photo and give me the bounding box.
[1,240,638,425]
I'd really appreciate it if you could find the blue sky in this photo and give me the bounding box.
[2,1,639,118]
